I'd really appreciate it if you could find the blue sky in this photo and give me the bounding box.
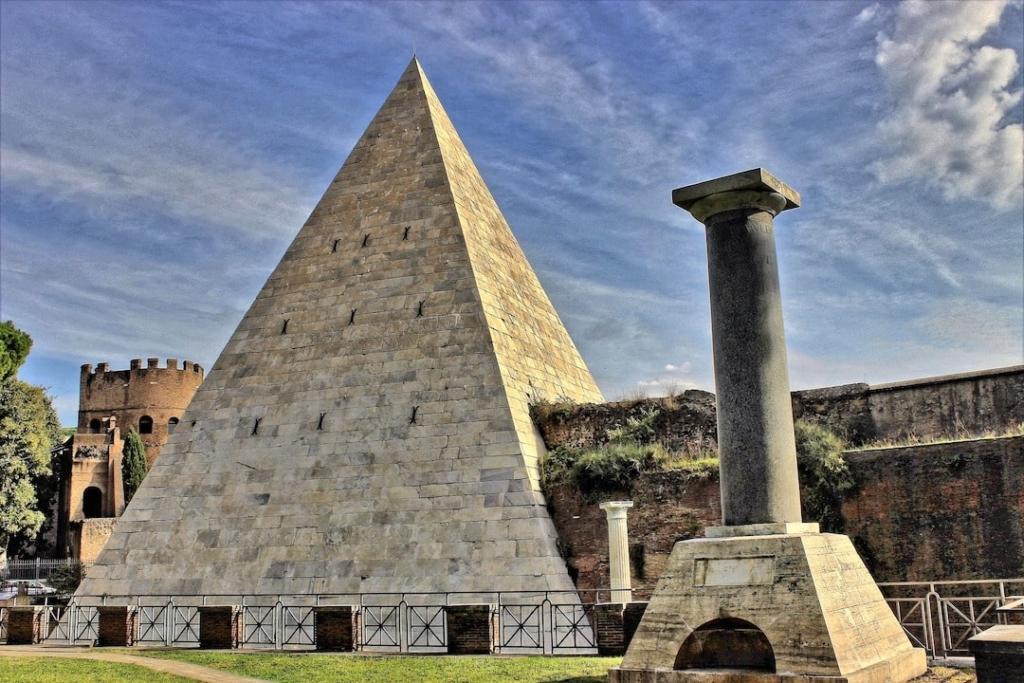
[1,0,1022,426]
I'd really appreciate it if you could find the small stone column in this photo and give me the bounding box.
[600,500,634,602]
[673,169,803,527]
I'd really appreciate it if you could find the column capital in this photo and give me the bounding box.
[600,500,634,518]
[673,168,800,224]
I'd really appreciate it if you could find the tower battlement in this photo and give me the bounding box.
[76,358,204,462]
[81,357,204,379]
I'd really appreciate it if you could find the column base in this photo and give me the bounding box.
[704,522,819,538]
[612,532,926,683]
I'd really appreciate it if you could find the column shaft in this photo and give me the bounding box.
[705,207,801,525]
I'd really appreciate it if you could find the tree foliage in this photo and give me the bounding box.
[0,320,32,381]
[0,378,61,557]
[122,429,148,503]
[48,561,86,595]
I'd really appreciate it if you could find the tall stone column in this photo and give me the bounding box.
[599,500,634,603]
[672,169,802,527]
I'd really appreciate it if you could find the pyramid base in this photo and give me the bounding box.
[611,530,926,683]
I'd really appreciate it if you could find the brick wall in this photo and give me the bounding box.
[444,605,493,654]
[534,390,717,454]
[793,366,1023,444]
[97,605,136,646]
[6,607,44,644]
[842,436,1024,581]
[545,436,1023,587]
[313,606,356,651]
[198,606,241,649]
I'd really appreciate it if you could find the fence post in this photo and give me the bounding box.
[35,558,40,581]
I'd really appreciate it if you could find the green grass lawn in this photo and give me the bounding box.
[0,657,192,683]
[132,650,622,683]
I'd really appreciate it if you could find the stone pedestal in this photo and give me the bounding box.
[197,605,242,649]
[6,606,45,645]
[610,529,926,682]
[313,606,356,651]
[97,605,137,647]
[444,605,493,654]
[600,501,634,603]
[969,625,1024,683]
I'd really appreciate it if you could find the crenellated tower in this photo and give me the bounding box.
[78,358,204,465]
[56,358,204,562]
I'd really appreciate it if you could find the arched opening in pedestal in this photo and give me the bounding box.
[674,617,775,672]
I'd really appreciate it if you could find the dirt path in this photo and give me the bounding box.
[0,645,267,683]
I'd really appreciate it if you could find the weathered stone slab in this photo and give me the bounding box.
[969,625,1024,683]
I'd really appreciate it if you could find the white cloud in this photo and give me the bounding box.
[872,0,1023,208]
[855,4,879,25]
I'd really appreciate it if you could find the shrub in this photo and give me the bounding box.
[795,420,853,533]
[542,442,669,499]
[48,561,85,595]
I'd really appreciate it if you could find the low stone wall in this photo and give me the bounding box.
[545,436,1023,589]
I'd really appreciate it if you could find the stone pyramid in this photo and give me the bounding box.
[78,58,603,598]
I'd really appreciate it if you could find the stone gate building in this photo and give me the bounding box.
[56,358,203,562]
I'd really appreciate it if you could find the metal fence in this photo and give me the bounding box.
[877,578,1024,659]
[24,590,608,654]
[3,579,1021,658]
[1,558,75,581]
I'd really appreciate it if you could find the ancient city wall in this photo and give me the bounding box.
[792,365,1023,444]
[536,366,1023,450]
[544,436,1024,591]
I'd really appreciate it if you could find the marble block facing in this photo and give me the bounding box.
[609,532,926,683]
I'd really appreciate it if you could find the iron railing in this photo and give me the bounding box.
[877,578,1024,659]
[22,590,606,654]
[1,558,75,581]
[2,579,1020,658]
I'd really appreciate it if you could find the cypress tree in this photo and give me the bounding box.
[122,429,148,503]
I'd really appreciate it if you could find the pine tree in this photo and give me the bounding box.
[121,429,148,503]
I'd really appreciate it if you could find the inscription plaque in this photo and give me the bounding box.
[693,556,774,586]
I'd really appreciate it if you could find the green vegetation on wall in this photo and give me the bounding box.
[794,420,854,532]
[541,406,720,499]
[539,405,852,531]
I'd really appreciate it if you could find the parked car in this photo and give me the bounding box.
[0,579,57,597]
